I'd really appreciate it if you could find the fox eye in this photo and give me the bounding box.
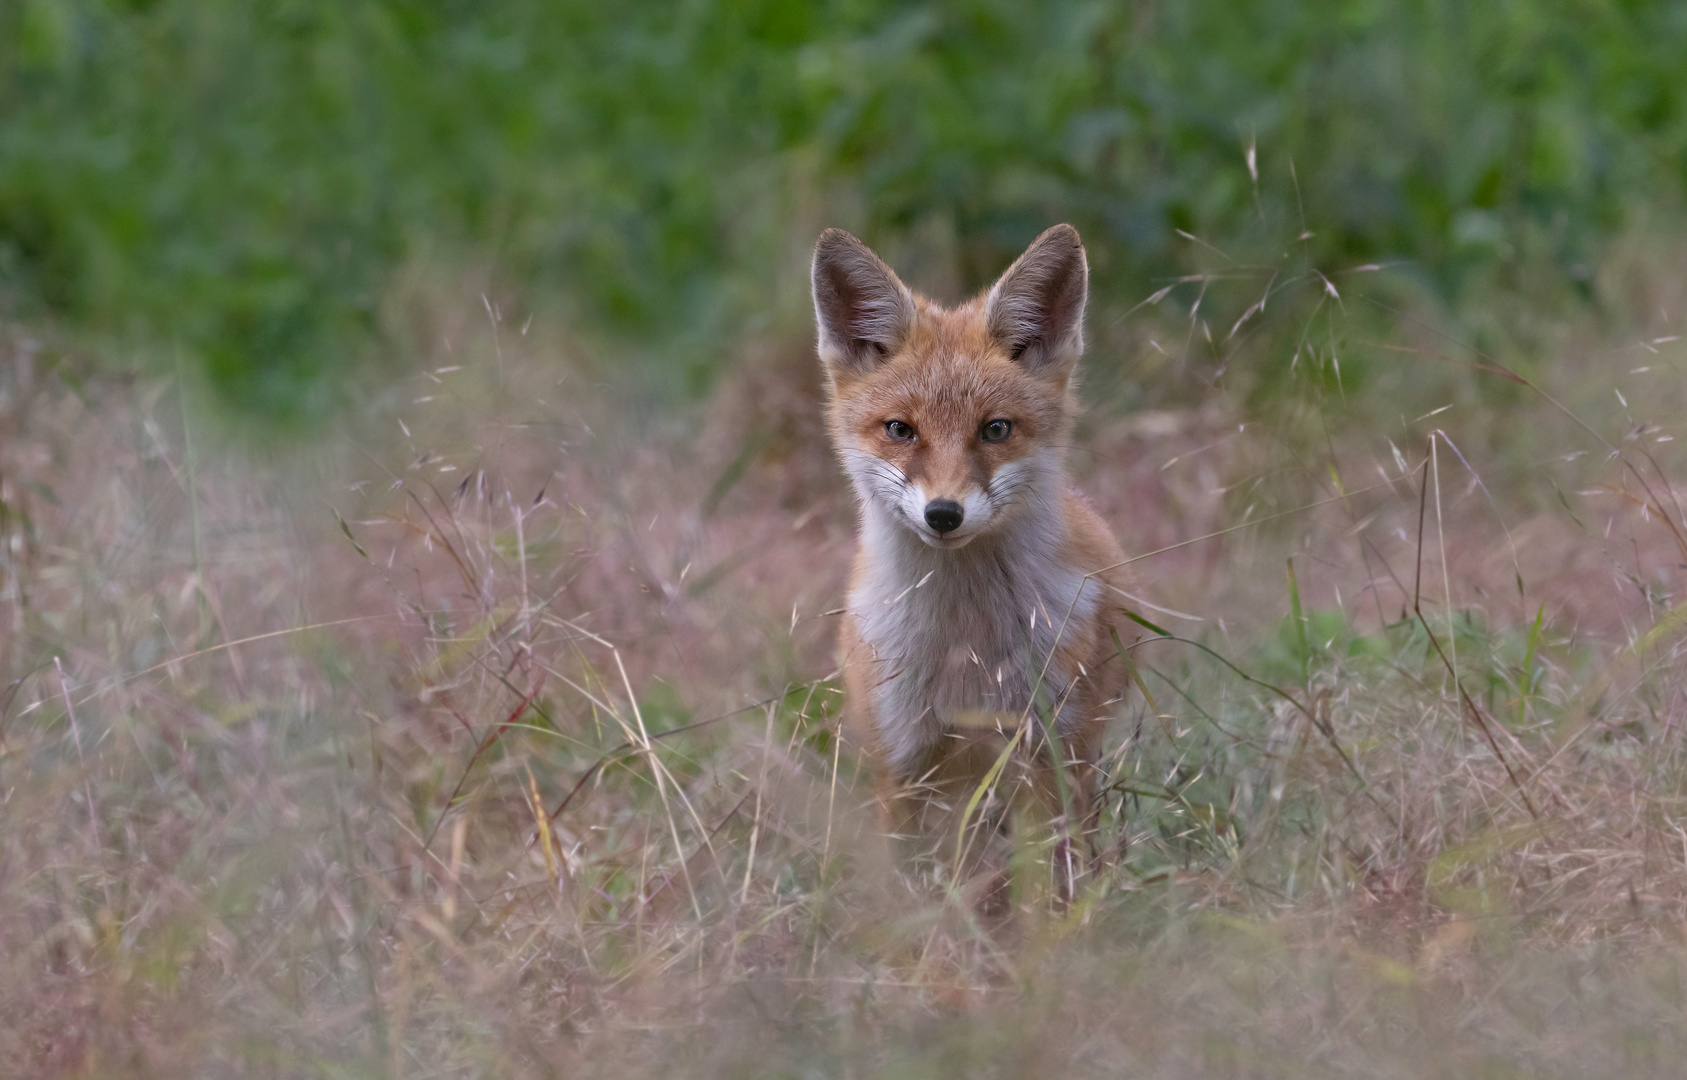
[884,420,915,441]
[980,419,1013,443]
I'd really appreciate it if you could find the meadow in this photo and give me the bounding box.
[8,232,1687,1075]
[9,2,1687,1076]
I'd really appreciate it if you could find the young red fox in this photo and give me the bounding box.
[811,224,1132,888]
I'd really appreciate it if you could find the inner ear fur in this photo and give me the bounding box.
[985,224,1089,373]
[811,228,915,376]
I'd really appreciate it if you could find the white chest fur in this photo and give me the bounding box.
[848,501,1100,778]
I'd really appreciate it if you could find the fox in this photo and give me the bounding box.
[811,223,1134,897]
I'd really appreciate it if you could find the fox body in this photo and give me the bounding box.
[812,224,1131,870]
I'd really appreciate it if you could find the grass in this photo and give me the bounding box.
[6,0,1687,418]
[6,236,1687,1077]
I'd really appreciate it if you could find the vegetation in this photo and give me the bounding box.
[7,244,1687,1070]
[8,3,1687,1076]
[4,0,1687,416]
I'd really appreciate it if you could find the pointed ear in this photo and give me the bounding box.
[811,229,915,376]
[985,224,1088,374]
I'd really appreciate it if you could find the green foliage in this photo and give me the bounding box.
[4,0,1687,419]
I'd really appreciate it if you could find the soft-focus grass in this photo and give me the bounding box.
[4,0,1687,419]
[6,231,1687,1076]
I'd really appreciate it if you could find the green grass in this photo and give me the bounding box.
[5,0,1687,419]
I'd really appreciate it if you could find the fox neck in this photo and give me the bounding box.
[850,454,1097,777]
[854,444,1073,595]
[854,472,1073,646]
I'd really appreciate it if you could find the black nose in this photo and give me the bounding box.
[924,499,964,535]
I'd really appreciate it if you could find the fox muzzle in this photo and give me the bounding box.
[923,499,964,534]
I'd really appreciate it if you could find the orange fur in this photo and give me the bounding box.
[812,224,1133,887]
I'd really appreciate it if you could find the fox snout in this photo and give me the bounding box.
[923,498,964,534]
[899,478,998,547]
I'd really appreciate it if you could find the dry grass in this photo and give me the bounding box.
[6,257,1687,1078]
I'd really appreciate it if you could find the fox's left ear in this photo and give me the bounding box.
[985,224,1088,375]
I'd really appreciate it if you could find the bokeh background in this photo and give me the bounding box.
[6,0,1686,418]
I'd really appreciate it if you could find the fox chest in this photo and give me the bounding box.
[848,556,1100,777]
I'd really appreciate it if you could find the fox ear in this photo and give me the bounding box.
[985,224,1088,374]
[812,229,915,376]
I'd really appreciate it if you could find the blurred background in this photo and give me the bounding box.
[5,0,1686,422]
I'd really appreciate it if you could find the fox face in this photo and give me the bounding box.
[812,225,1089,549]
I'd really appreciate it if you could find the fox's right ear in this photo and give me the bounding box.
[811,229,915,376]
[985,224,1088,376]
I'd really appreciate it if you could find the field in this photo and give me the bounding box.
[8,235,1687,1077]
[10,1,1687,1075]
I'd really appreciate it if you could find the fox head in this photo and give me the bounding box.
[812,224,1089,550]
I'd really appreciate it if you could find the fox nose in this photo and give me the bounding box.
[924,499,964,535]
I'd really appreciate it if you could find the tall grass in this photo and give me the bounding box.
[6,229,1687,1075]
